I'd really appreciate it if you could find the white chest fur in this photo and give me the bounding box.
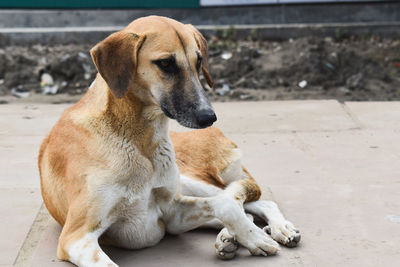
[101,116,179,249]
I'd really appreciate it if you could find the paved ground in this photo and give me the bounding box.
[1,100,399,267]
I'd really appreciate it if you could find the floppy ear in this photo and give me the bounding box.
[90,31,146,98]
[185,24,214,88]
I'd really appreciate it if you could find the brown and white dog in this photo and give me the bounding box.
[38,16,300,267]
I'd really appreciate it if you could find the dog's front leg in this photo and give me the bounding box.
[163,185,280,256]
[57,202,118,267]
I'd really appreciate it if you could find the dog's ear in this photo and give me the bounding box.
[90,31,146,98]
[185,24,213,88]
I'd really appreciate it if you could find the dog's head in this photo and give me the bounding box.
[90,16,216,129]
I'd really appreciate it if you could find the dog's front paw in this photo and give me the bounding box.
[237,226,280,256]
[264,220,301,248]
[215,228,238,260]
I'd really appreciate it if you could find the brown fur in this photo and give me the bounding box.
[241,168,262,202]
[184,24,213,88]
[91,32,146,98]
[170,127,238,188]
[93,249,100,263]
[170,127,261,203]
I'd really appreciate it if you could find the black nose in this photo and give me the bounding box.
[196,109,217,128]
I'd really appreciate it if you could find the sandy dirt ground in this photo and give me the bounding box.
[0,35,399,104]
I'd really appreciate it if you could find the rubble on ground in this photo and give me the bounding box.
[0,35,399,102]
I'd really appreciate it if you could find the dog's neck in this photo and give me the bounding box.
[81,76,171,155]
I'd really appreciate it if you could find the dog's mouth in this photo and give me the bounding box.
[175,118,205,129]
[161,108,217,129]
[161,105,175,120]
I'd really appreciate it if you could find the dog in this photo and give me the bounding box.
[38,16,300,267]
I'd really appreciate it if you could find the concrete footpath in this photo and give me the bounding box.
[1,100,399,266]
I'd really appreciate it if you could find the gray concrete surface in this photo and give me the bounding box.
[1,2,400,45]
[2,22,400,46]
[1,100,399,266]
[1,3,399,28]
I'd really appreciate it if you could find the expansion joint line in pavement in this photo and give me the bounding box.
[13,204,50,267]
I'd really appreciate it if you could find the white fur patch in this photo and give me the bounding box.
[219,148,244,184]
[245,200,285,224]
[180,174,222,197]
[68,231,117,267]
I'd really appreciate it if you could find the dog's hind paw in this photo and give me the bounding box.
[240,226,280,256]
[215,228,239,260]
[264,220,301,248]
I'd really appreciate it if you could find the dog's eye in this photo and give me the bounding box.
[154,58,177,74]
[160,60,170,68]
[196,56,202,71]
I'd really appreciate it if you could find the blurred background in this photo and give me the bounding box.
[0,0,399,103]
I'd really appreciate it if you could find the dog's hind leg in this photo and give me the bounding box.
[225,165,301,247]
[57,201,117,267]
[179,153,300,255]
[245,200,301,248]
[164,177,280,257]
[219,157,301,248]
[173,128,298,257]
